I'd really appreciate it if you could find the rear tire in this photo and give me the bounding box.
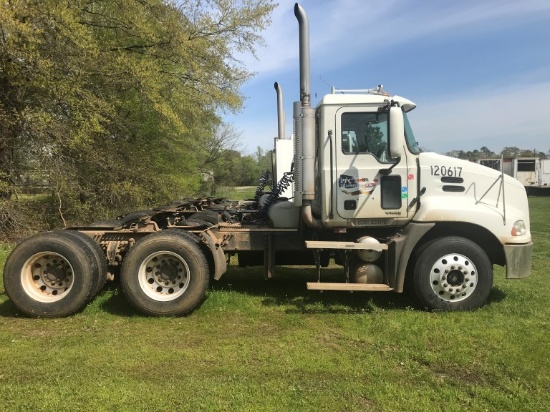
[413,237,493,311]
[3,232,97,317]
[189,211,219,225]
[120,231,209,316]
[61,230,108,298]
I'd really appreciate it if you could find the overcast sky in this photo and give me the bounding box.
[224,0,550,155]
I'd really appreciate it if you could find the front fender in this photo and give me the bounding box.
[413,195,531,245]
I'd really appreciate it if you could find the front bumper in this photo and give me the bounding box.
[504,242,533,279]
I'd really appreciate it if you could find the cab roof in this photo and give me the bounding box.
[317,93,416,112]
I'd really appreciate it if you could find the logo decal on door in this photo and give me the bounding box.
[339,175,378,196]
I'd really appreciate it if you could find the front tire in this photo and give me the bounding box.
[120,231,209,316]
[413,237,493,311]
[3,231,97,317]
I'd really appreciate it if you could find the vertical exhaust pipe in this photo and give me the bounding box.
[294,3,322,228]
[294,3,310,107]
[274,82,285,140]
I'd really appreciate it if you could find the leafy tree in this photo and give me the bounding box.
[256,146,272,174]
[501,147,522,158]
[200,123,242,173]
[517,149,542,157]
[211,149,246,188]
[479,146,495,158]
[447,145,549,161]
[0,0,275,226]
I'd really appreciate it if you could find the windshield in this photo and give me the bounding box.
[403,112,421,154]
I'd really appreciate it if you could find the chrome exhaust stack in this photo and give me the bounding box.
[294,3,321,228]
[274,82,285,140]
[294,3,311,107]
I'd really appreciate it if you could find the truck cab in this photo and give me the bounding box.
[275,74,532,309]
[303,88,531,264]
[313,90,420,227]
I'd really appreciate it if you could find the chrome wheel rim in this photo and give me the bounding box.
[21,252,74,302]
[429,253,478,302]
[138,251,191,301]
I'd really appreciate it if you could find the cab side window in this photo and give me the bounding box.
[341,112,388,161]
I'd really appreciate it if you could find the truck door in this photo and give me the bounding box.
[334,106,417,222]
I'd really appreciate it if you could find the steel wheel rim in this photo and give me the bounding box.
[21,252,74,302]
[429,253,478,303]
[138,251,191,302]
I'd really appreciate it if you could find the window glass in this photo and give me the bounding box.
[403,112,421,154]
[341,112,388,161]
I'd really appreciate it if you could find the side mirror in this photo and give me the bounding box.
[389,105,405,158]
[379,157,401,176]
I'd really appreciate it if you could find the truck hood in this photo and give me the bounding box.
[415,152,531,244]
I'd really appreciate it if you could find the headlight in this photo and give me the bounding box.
[511,220,527,236]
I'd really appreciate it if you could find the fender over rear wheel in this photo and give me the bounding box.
[413,237,493,311]
[120,231,209,316]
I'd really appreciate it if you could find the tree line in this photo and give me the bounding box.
[0,0,275,233]
[445,146,548,161]
[197,124,272,194]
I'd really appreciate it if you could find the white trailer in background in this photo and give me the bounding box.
[539,159,550,187]
[478,157,550,194]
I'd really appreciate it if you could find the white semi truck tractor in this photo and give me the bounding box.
[3,4,532,317]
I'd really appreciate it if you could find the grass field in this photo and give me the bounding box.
[0,198,548,411]
[214,186,257,200]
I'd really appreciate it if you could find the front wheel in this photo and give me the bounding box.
[413,237,493,311]
[120,231,209,316]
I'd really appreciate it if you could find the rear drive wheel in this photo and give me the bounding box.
[61,230,108,298]
[120,231,209,316]
[413,237,493,311]
[3,232,97,317]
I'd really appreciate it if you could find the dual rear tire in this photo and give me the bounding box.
[120,231,209,316]
[3,230,209,317]
[3,231,106,318]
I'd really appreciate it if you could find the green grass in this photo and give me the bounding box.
[214,186,257,200]
[0,198,549,411]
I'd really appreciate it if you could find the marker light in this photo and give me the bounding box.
[511,220,527,236]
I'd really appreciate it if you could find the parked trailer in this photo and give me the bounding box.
[3,4,532,318]
[478,157,550,195]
